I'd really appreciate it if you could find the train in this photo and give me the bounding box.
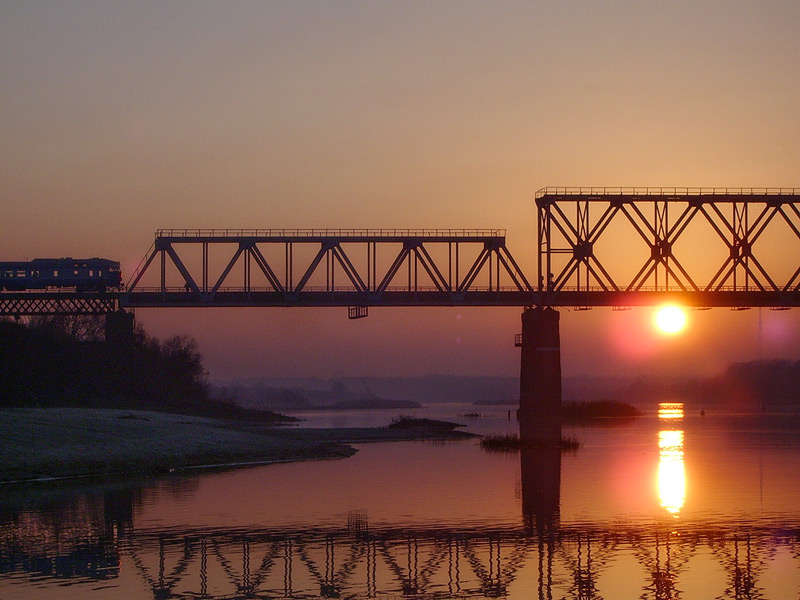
[0,258,122,291]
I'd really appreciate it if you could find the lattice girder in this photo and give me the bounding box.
[536,188,800,294]
[0,294,117,317]
[125,230,534,305]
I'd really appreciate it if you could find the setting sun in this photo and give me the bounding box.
[655,305,687,335]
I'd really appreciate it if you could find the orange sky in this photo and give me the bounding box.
[2,2,799,379]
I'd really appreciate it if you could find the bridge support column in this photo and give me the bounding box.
[518,307,562,444]
[105,310,135,349]
[105,310,135,398]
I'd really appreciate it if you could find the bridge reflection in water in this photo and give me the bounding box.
[2,439,799,600]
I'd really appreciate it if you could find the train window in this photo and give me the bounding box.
[74,270,79,275]
[53,270,59,277]
[17,270,26,277]
[89,270,94,277]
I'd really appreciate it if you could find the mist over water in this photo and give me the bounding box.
[2,402,800,599]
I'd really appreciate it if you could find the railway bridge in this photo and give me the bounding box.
[2,188,800,430]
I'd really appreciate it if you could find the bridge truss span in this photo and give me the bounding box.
[3,189,800,316]
[124,229,534,309]
[536,187,800,302]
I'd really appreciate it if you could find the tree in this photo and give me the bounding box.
[27,315,105,342]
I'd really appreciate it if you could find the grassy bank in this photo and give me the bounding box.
[0,408,475,483]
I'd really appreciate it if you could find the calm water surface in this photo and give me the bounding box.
[2,403,800,599]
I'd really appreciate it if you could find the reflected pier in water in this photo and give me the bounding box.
[520,445,561,536]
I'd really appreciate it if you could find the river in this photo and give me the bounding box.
[1,402,799,599]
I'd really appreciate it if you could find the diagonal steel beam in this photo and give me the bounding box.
[331,245,368,292]
[126,245,159,292]
[552,259,581,291]
[249,245,286,294]
[629,259,659,292]
[210,246,245,296]
[741,254,776,291]
[417,244,453,292]
[775,205,800,240]
[706,255,737,291]
[414,244,451,292]
[784,263,800,292]
[496,247,533,292]
[586,255,619,291]
[375,246,412,294]
[293,244,330,295]
[457,248,491,293]
[164,245,201,295]
[747,205,779,245]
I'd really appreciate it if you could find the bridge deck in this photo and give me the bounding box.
[121,289,799,308]
[2,289,797,317]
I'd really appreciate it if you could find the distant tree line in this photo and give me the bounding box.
[0,316,286,421]
[702,359,800,407]
[600,359,800,409]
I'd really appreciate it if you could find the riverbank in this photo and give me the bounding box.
[0,408,476,483]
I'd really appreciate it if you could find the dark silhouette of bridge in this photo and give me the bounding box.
[2,188,798,430]
[2,188,798,316]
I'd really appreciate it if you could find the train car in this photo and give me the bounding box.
[0,258,122,291]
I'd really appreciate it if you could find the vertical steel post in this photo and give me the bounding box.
[448,242,452,290]
[578,200,588,291]
[202,242,208,294]
[160,248,166,295]
[372,242,377,292]
[244,245,251,293]
[367,242,371,291]
[488,247,493,292]
[408,246,412,292]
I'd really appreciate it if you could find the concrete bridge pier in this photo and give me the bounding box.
[105,310,135,396]
[518,307,562,445]
[105,310,135,350]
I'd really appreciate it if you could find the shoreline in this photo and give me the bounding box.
[0,407,476,484]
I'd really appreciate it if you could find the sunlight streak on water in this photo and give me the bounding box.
[658,402,685,516]
[658,402,685,420]
[658,430,686,515]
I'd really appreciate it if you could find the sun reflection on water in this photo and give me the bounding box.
[658,402,685,420]
[658,403,686,516]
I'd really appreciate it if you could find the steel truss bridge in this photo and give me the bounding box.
[1,188,799,317]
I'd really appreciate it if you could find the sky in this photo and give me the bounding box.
[2,1,799,381]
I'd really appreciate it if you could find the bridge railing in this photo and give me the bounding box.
[155,228,506,239]
[536,186,800,198]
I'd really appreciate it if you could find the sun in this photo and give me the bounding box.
[655,305,687,335]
